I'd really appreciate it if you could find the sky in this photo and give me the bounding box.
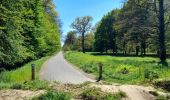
[53,0,123,40]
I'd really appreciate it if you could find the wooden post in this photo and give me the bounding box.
[96,62,103,82]
[31,64,35,80]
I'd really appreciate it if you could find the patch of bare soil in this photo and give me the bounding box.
[0,89,45,100]
[93,84,170,100]
[52,82,155,100]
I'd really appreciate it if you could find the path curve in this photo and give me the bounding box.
[39,51,93,84]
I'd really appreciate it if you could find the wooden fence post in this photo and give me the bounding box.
[31,64,35,80]
[96,62,103,82]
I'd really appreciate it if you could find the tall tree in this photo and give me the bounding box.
[158,0,166,62]
[94,10,117,54]
[71,16,93,53]
[0,0,61,69]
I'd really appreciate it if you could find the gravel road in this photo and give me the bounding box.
[39,52,93,84]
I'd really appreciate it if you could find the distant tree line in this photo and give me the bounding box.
[0,0,61,69]
[64,0,170,63]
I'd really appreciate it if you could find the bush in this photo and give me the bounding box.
[32,90,71,100]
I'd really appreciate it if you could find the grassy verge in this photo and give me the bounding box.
[0,56,50,89]
[64,51,170,84]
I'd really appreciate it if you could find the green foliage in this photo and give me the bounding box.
[0,82,12,89]
[79,87,126,100]
[0,0,61,69]
[71,16,93,53]
[63,32,94,52]
[94,10,117,53]
[65,51,170,84]
[93,0,170,61]
[32,90,71,100]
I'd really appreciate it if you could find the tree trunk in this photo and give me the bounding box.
[141,47,143,56]
[82,32,85,53]
[144,47,146,56]
[141,41,146,56]
[158,0,166,62]
[136,46,139,56]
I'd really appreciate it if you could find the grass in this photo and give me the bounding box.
[64,51,170,84]
[10,80,48,90]
[32,90,71,100]
[79,87,126,100]
[0,56,49,83]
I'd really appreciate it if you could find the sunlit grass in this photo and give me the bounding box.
[0,56,49,83]
[64,51,170,84]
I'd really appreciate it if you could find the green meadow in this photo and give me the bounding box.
[64,51,170,84]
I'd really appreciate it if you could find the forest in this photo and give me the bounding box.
[63,0,170,63]
[0,0,61,69]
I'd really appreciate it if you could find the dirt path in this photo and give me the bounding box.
[39,52,94,84]
[0,90,45,100]
[93,84,158,100]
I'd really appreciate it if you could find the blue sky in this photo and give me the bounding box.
[53,0,123,38]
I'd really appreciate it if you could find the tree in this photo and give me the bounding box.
[151,0,170,62]
[0,0,61,69]
[63,31,76,51]
[84,33,95,52]
[94,10,117,54]
[71,16,93,53]
[158,0,166,62]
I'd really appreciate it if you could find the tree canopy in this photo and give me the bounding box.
[0,0,61,69]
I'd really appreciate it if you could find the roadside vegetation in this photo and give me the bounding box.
[0,0,61,98]
[0,57,49,83]
[0,56,49,89]
[79,87,126,100]
[65,51,170,85]
[0,0,61,70]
